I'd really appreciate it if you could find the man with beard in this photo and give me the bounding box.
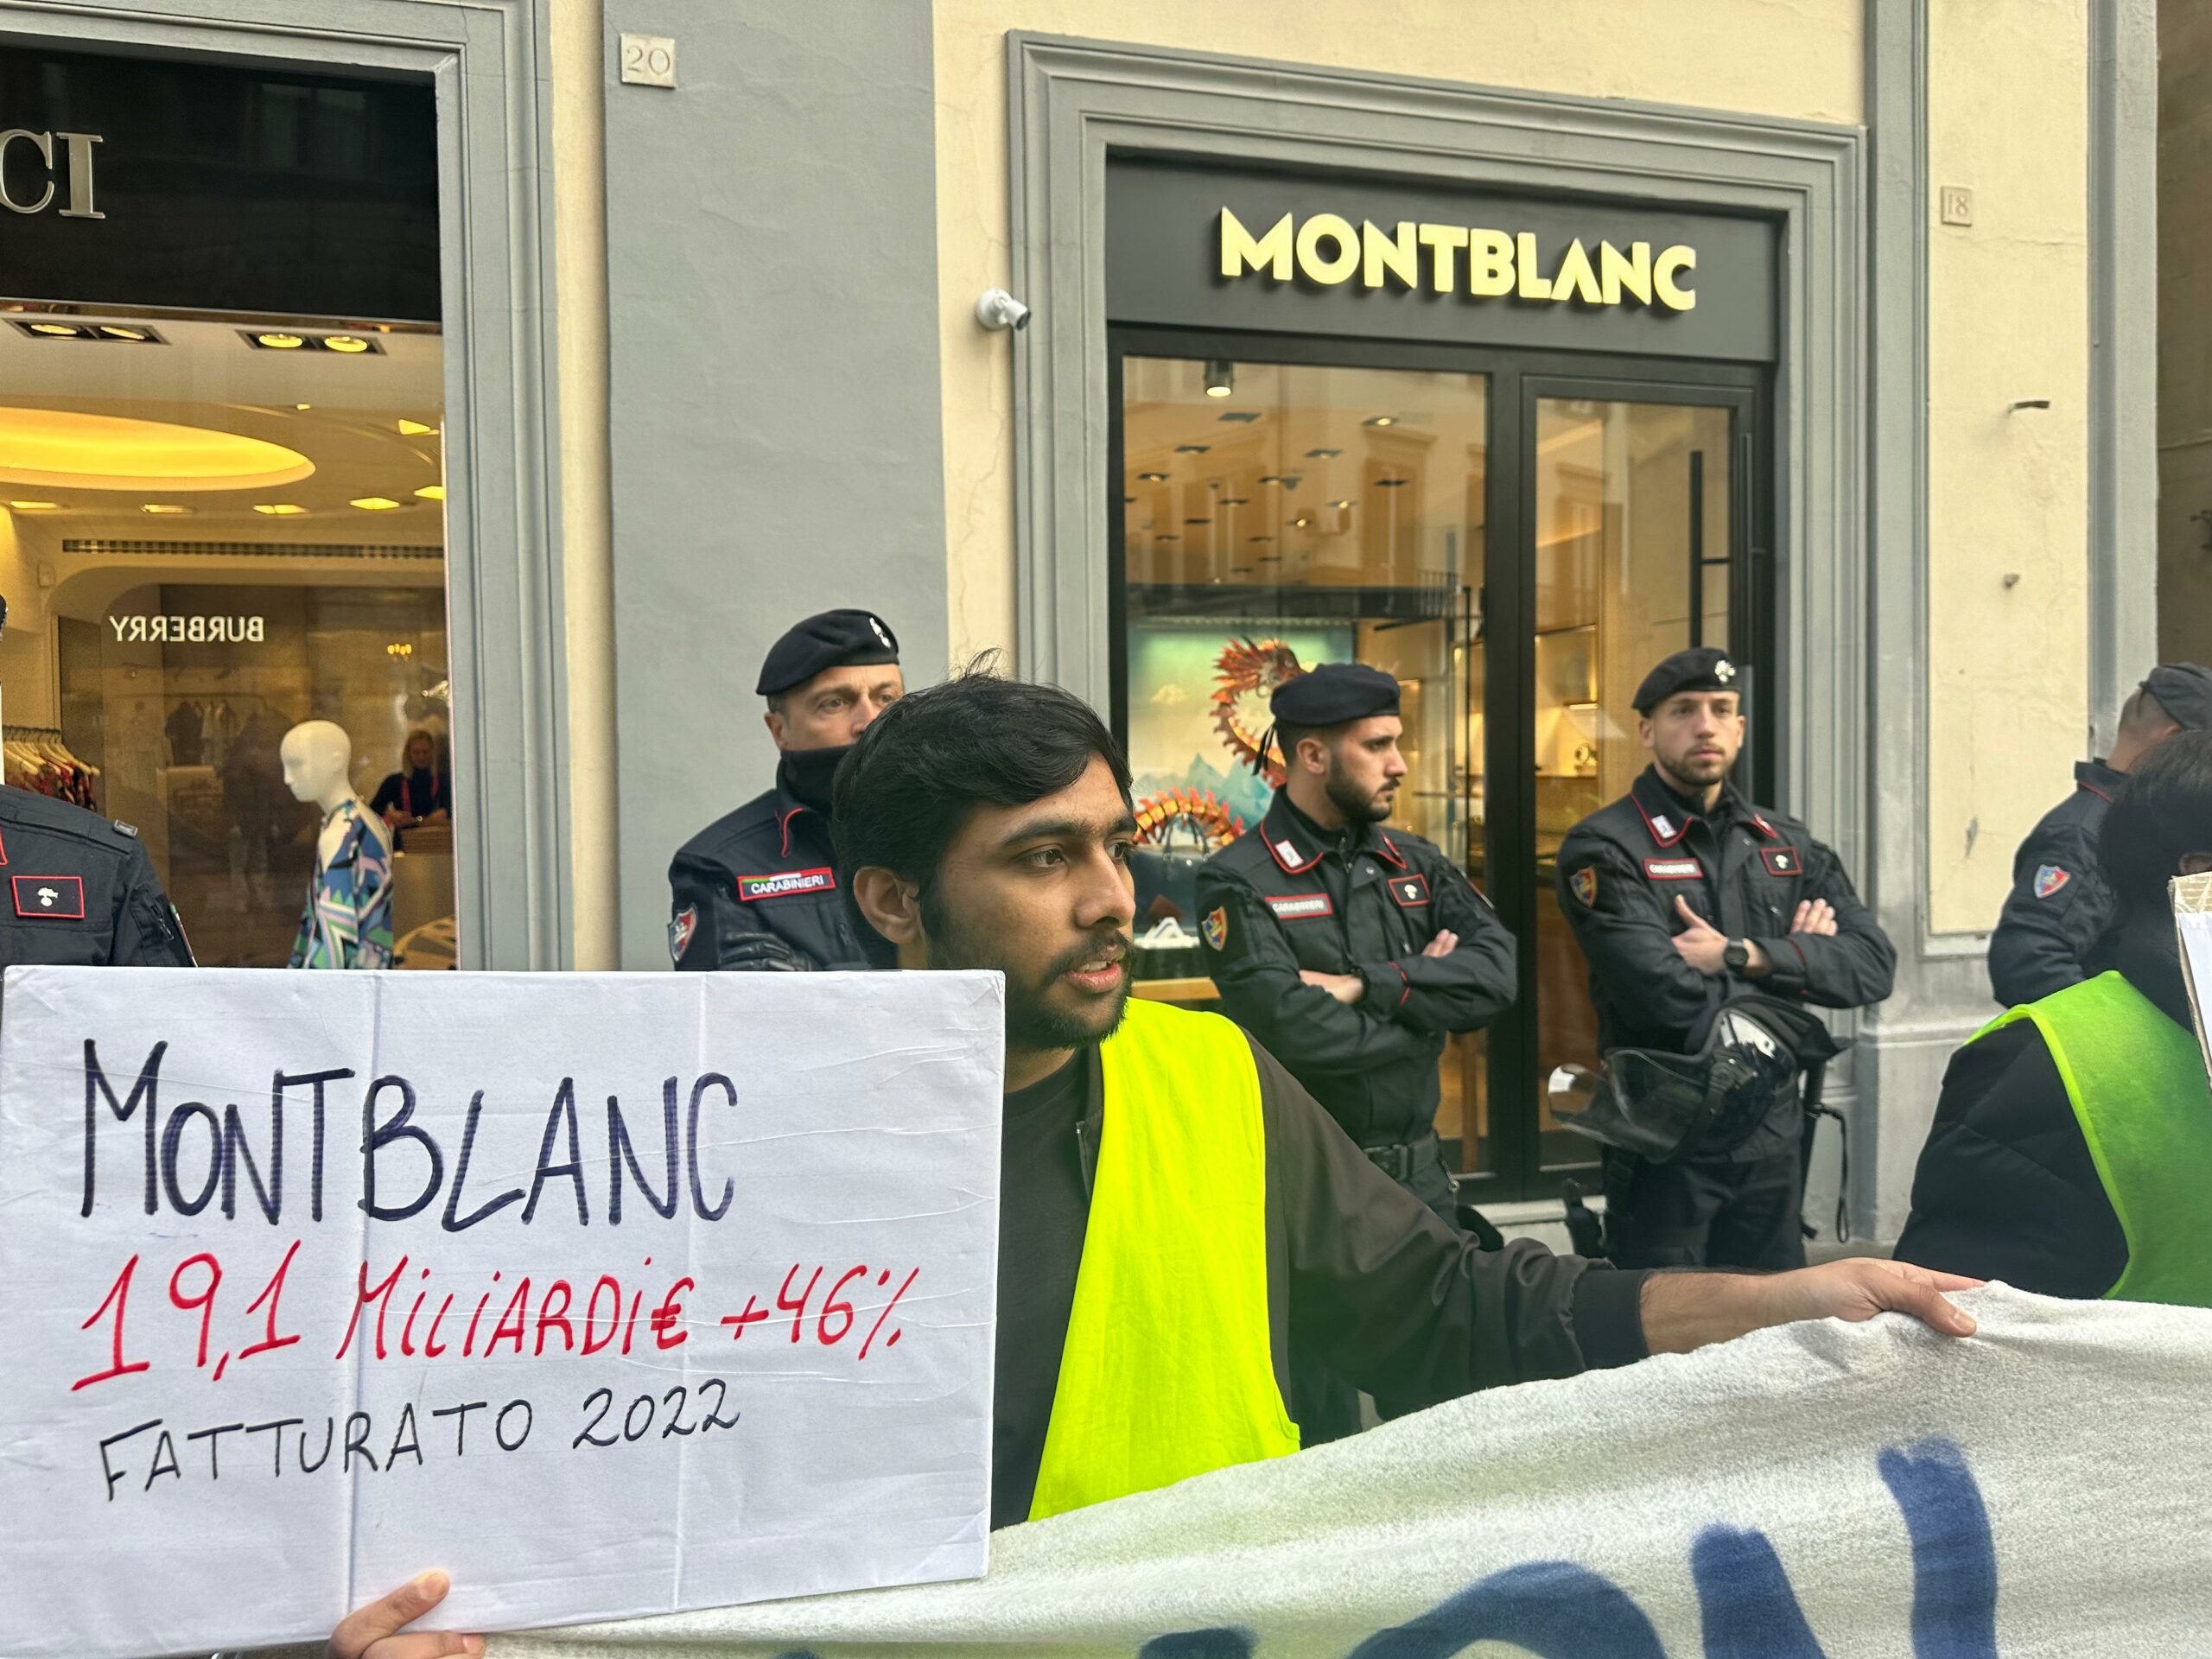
[666,608,904,970]
[323,670,1976,1659]
[1557,646,1895,1271]
[1194,663,1515,1224]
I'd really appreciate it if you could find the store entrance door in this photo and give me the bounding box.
[1111,334,1770,1201]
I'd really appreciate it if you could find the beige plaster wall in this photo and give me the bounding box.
[931,0,1865,663]
[550,0,620,969]
[1924,0,2090,934]
[2158,0,2212,666]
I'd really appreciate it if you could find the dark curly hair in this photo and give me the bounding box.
[830,658,1132,937]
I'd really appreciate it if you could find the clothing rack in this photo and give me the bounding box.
[4,724,101,810]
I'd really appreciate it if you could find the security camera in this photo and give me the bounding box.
[975,288,1031,332]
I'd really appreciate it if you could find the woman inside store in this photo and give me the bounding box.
[371,728,453,847]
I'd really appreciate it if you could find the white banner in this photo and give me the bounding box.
[505,1287,2212,1659]
[0,966,1004,1659]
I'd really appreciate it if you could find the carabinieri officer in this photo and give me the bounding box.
[666,608,904,971]
[0,593,193,968]
[1196,662,1516,1219]
[1556,646,1894,1271]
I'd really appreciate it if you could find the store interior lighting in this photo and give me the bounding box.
[139,503,190,514]
[1204,359,1235,398]
[414,484,445,501]
[350,495,403,511]
[0,407,315,492]
[252,503,307,516]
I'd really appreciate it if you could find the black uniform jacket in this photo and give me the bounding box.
[0,785,194,967]
[1194,792,1516,1147]
[1555,767,1895,1160]
[667,769,893,972]
[1987,758,2120,1007]
[993,1028,1646,1525]
[1892,911,2185,1297]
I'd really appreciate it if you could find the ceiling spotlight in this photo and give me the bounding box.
[1291,515,1313,529]
[1376,476,1410,488]
[1363,415,1396,428]
[252,503,307,516]
[294,404,313,411]
[397,418,438,436]
[1329,499,1353,510]
[1217,410,1261,424]
[256,333,306,349]
[1156,534,1180,543]
[349,496,403,511]
[7,500,60,512]
[27,321,86,338]
[1306,448,1343,459]
[1249,535,1274,544]
[1203,359,1235,398]
[1173,444,1211,455]
[1221,497,1249,505]
[1184,517,1211,526]
[1137,471,1170,483]
[414,485,446,501]
[139,503,191,515]
[322,335,372,353]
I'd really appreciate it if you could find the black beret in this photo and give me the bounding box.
[1271,662,1401,727]
[755,609,899,697]
[1633,646,1744,714]
[2145,663,2212,732]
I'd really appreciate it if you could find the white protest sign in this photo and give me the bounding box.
[2174,870,2212,1084]
[504,1288,2212,1659]
[0,966,1004,1659]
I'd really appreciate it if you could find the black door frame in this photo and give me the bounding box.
[1109,324,1774,1200]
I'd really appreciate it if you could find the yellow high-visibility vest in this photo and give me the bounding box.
[1027,997,1300,1520]
[1979,970,2212,1307]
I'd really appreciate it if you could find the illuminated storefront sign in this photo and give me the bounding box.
[105,610,266,644]
[1217,207,1697,310]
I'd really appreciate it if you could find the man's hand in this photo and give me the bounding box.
[1669,897,1730,975]
[329,1571,482,1659]
[1421,929,1459,959]
[1299,969,1365,1005]
[1789,898,1838,937]
[1640,1258,1982,1356]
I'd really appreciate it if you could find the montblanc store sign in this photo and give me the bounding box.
[1107,158,1777,363]
[1218,207,1698,311]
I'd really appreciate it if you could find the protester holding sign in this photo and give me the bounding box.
[328,668,1976,1659]
[1897,728,2212,1304]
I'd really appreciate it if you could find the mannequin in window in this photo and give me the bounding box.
[281,720,393,969]
[370,727,452,849]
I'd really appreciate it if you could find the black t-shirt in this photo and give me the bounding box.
[370,766,451,819]
[991,1050,1089,1529]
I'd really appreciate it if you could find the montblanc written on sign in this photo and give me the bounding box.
[1218,206,1698,311]
[107,609,265,645]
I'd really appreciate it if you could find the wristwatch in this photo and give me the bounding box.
[1723,939,1751,973]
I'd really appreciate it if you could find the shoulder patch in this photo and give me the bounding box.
[1200,905,1228,952]
[1569,865,1599,907]
[669,903,699,963]
[2034,863,2071,899]
[736,867,836,902]
[111,819,138,838]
